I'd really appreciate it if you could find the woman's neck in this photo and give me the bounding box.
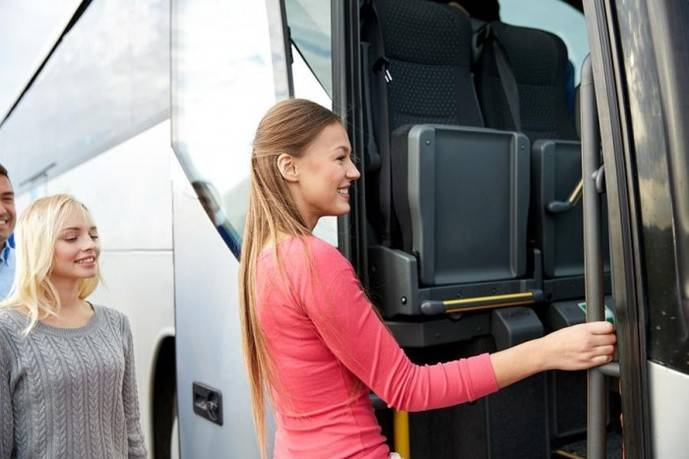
[41,275,93,328]
[306,216,318,232]
[263,229,313,250]
[49,276,83,311]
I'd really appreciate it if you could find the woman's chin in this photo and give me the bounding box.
[313,204,351,221]
[334,204,351,216]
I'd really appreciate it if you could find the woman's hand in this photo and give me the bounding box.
[539,321,616,371]
[490,321,616,389]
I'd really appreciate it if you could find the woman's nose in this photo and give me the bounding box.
[83,237,99,251]
[347,160,361,180]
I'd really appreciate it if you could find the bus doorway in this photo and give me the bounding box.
[333,0,689,457]
[168,0,689,457]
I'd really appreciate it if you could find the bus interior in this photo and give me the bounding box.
[348,0,619,457]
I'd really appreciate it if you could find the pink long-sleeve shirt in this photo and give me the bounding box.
[256,236,498,458]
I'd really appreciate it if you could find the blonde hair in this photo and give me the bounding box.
[1,194,99,333]
[239,98,341,457]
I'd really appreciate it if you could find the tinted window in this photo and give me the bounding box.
[614,0,689,373]
[171,0,290,258]
[285,0,332,96]
[501,0,588,83]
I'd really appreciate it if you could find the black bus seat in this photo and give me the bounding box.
[474,21,577,142]
[469,20,610,300]
[362,6,549,457]
[364,0,539,319]
[473,30,614,442]
[391,124,529,286]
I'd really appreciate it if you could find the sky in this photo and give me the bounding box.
[0,1,80,121]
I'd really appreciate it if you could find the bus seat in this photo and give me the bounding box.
[472,21,598,300]
[391,124,529,286]
[473,32,612,443]
[368,0,532,295]
[364,7,547,457]
[474,21,577,142]
[375,0,483,130]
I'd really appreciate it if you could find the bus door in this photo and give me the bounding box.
[170,0,291,456]
[340,0,621,457]
[583,0,689,457]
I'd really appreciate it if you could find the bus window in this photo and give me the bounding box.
[171,0,290,258]
[284,0,332,96]
[500,0,588,85]
[0,0,169,192]
[612,0,689,375]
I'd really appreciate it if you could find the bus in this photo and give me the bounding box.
[1,0,687,458]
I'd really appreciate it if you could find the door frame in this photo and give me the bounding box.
[583,0,652,456]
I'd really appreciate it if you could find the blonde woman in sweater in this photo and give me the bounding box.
[0,194,146,458]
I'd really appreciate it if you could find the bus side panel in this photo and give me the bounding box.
[648,361,689,458]
[172,161,265,457]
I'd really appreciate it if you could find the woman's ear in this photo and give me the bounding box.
[277,153,299,182]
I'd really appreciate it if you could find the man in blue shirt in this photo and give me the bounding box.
[0,164,16,299]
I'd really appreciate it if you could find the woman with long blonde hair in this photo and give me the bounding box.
[240,98,616,458]
[0,194,146,458]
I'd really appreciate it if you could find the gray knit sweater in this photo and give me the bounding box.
[0,304,147,458]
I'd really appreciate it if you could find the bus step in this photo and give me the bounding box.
[553,431,623,458]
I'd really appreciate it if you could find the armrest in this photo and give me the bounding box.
[532,139,584,278]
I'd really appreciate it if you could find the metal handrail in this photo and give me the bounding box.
[581,55,608,459]
[420,289,543,315]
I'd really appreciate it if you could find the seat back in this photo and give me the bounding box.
[365,0,485,248]
[474,22,592,289]
[367,0,530,286]
[475,22,577,142]
[375,0,483,130]
[393,125,529,285]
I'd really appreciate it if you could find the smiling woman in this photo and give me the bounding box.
[4,195,101,332]
[276,121,359,230]
[0,194,147,458]
[238,99,616,459]
[50,215,100,297]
